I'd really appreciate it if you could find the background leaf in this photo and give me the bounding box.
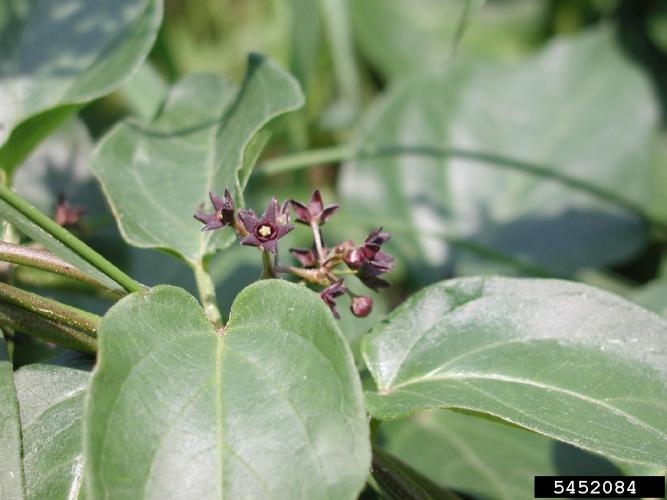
[91,55,304,265]
[0,333,23,499]
[349,0,540,80]
[14,355,91,500]
[340,27,662,281]
[0,0,163,174]
[379,409,626,500]
[363,276,667,468]
[85,281,370,498]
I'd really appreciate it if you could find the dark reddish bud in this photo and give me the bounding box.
[54,194,85,227]
[350,296,373,317]
[344,248,364,269]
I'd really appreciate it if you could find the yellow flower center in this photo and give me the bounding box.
[258,225,273,237]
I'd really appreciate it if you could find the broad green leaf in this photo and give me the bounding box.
[0,0,163,174]
[117,61,168,121]
[381,410,625,500]
[340,28,661,279]
[363,277,667,468]
[349,0,541,80]
[15,356,91,500]
[85,281,370,498]
[0,333,23,499]
[91,55,304,265]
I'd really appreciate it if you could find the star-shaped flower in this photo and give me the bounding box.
[194,189,235,231]
[239,198,294,254]
[289,190,339,225]
[346,227,394,291]
[320,279,347,318]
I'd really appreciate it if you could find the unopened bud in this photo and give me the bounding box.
[345,248,364,269]
[350,295,373,317]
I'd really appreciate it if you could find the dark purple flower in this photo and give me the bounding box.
[239,198,294,254]
[360,227,391,260]
[54,194,85,227]
[357,269,391,292]
[345,228,394,290]
[350,296,373,317]
[320,279,348,319]
[289,190,339,225]
[194,189,235,231]
[289,246,319,267]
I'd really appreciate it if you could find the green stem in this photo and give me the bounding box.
[0,184,143,293]
[0,282,99,335]
[0,241,125,297]
[192,263,223,327]
[258,145,352,176]
[260,250,277,279]
[256,144,664,230]
[0,302,96,354]
[310,221,325,264]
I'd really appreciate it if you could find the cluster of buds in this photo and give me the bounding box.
[194,189,394,318]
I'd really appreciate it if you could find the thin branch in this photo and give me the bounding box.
[0,282,100,335]
[0,184,144,293]
[0,303,96,353]
[0,241,125,297]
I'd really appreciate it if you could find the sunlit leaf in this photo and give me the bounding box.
[91,54,304,265]
[85,281,370,498]
[363,277,667,468]
[0,0,163,173]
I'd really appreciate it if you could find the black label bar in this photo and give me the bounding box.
[534,476,665,498]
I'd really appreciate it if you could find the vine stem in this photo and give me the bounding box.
[260,250,277,279]
[0,303,96,353]
[0,282,100,335]
[0,184,144,293]
[192,263,223,327]
[257,144,664,231]
[0,241,124,296]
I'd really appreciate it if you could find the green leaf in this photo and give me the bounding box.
[0,0,163,174]
[362,277,667,468]
[15,356,91,500]
[380,410,625,500]
[85,281,370,498]
[340,28,662,279]
[0,334,23,499]
[91,54,304,265]
[350,0,540,80]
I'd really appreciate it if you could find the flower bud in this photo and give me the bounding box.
[350,296,373,317]
[344,248,364,269]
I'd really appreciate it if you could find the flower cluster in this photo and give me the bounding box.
[194,188,394,318]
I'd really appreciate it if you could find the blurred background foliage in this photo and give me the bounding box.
[11,0,667,496]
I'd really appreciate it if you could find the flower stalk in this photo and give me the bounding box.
[192,263,223,327]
